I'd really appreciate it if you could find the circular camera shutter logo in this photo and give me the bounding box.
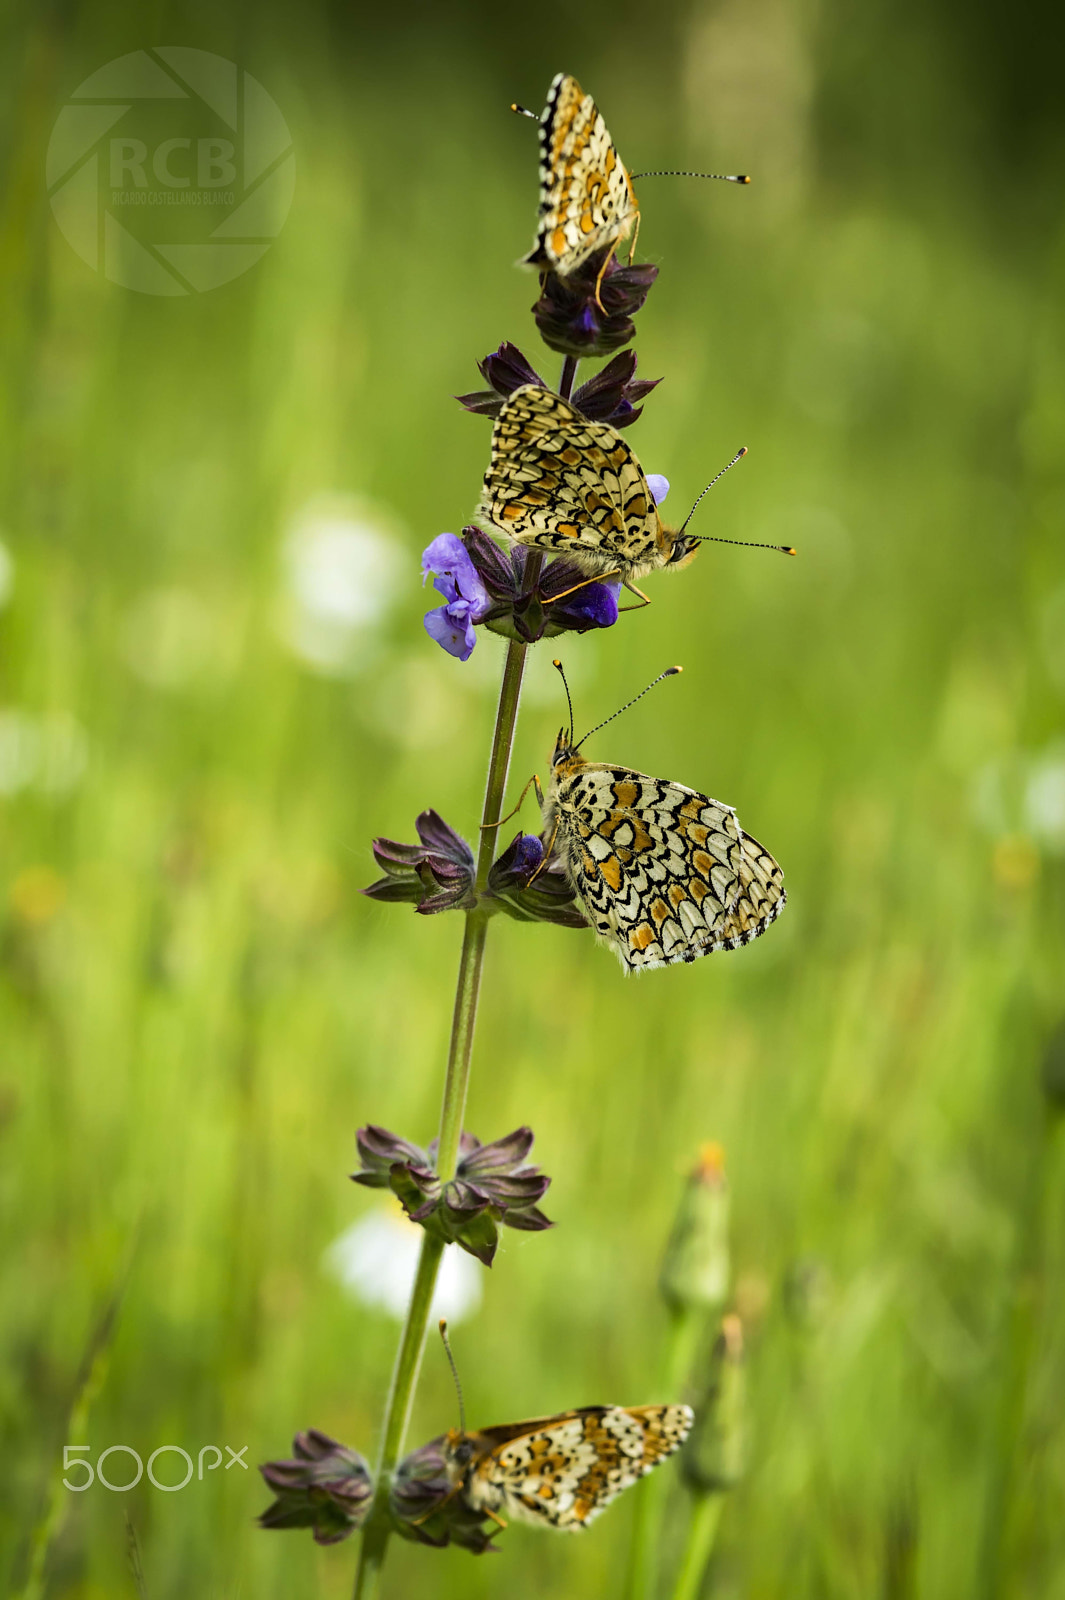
[46,48,295,295]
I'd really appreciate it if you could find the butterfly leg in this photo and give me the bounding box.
[526,809,559,886]
[545,570,622,603]
[617,581,651,612]
[482,771,540,830]
[593,243,620,311]
[626,208,642,265]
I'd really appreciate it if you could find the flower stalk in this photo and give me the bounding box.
[351,338,572,1584]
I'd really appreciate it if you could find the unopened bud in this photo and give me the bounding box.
[682,1315,747,1494]
[660,1143,730,1313]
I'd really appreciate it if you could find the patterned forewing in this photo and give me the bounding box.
[553,761,786,972]
[465,1405,692,1530]
[525,73,637,275]
[481,386,662,576]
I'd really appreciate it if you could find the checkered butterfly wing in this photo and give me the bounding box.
[480,385,663,577]
[523,73,638,276]
[550,760,786,973]
[460,1404,693,1530]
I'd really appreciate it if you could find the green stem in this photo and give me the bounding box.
[670,1493,726,1600]
[352,633,535,1598]
[628,1307,701,1600]
[974,1103,1061,1600]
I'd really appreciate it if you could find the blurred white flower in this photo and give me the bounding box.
[0,712,40,795]
[121,587,219,689]
[324,1206,482,1325]
[971,742,1065,857]
[279,495,405,677]
[0,710,89,797]
[36,712,89,795]
[0,537,13,608]
[1024,745,1065,853]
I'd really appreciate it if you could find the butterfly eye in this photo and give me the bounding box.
[454,1439,474,1465]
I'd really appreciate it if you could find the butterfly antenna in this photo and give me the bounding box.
[630,168,750,184]
[552,658,576,745]
[679,448,796,556]
[439,1319,467,1437]
[510,101,541,122]
[575,667,682,751]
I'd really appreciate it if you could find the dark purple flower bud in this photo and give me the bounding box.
[459,345,660,430]
[361,810,476,916]
[461,523,522,599]
[486,832,544,892]
[391,1438,499,1553]
[258,1430,373,1545]
[422,533,491,661]
[455,341,546,418]
[532,251,659,358]
[485,827,590,930]
[571,350,662,429]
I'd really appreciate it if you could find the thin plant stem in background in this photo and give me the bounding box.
[352,365,573,1598]
[628,1306,704,1600]
[670,1493,726,1600]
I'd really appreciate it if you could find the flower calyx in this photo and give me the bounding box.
[361,810,476,916]
[258,1430,373,1545]
[390,1437,499,1553]
[457,342,660,430]
[352,1124,552,1267]
[532,250,659,357]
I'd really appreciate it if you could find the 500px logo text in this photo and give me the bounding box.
[63,1444,249,1492]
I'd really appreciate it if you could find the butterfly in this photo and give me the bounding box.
[479,384,755,600]
[440,1403,694,1531]
[519,73,639,281]
[512,73,749,290]
[536,666,786,972]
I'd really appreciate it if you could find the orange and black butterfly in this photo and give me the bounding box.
[438,1403,694,1530]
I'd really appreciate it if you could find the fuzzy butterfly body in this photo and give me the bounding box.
[543,734,786,973]
[480,385,697,585]
[523,73,638,278]
[442,1404,693,1531]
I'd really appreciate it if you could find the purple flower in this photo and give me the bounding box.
[458,343,660,431]
[485,827,589,930]
[540,566,623,633]
[531,251,659,358]
[647,474,670,506]
[422,533,491,661]
[258,1431,373,1545]
[454,525,620,647]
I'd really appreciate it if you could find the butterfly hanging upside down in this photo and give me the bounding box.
[479,384,783,605]
[513,664,786,973]
[439,1403,695,1532]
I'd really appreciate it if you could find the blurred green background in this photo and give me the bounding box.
[2,0,1065,1595]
